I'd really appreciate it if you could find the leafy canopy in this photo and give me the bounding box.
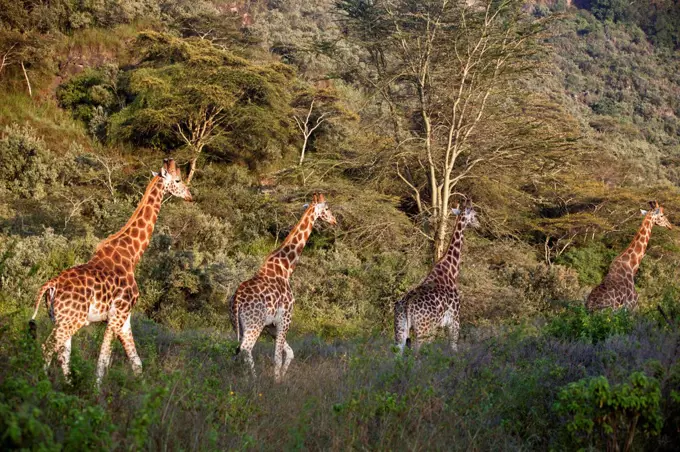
[110,32,297,167]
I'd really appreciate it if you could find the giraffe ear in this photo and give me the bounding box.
[452,207,461,215]
[151,171,159,177]
[302,203,309,209]
[160,167,168,178]
[640,209,648,216]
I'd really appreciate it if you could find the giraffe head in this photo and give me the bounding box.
[152,159,192,201]
[641,200,673,230]
[309,193,337,226]
[451,199,480,229]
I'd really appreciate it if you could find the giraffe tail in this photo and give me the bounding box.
[29,280,56,338]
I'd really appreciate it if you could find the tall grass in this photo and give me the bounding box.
[2,308,678,450]
[0,93,89,154]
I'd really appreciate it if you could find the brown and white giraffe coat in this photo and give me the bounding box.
[229,194,336,381]
[586,201,672,312]
[394,200,479,354]
[30,159,192,387]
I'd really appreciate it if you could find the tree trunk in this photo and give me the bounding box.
[433,211,449,261]
[21,61,32,97]
[186,156,198,185]
[298,135,309,166]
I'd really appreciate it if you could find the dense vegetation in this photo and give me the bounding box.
[1,0,680,449]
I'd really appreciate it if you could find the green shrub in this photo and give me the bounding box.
[555,241,617,286]
[546,306,634,343]
[0,124,60,199]
[0,231,95,316]
[0,334,112,450]
[56,65,121,128]
[554,372,662,451]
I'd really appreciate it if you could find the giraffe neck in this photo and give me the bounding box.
[426,216,466,286]
[617,214,654,275]
[94,176,164,269]
[262,206,317,279]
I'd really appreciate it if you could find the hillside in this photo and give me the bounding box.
[1,0,680,449]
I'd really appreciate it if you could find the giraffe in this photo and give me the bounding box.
[229,193,336,382]
[394,199,479,355]
[29,159,192,387]
[586,201,673,312]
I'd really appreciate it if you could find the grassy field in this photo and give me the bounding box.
[2,306,679,450]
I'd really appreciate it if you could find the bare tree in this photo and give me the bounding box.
[176,105,226,184]
[293,98,333,166]
[339,0,546,260]
[0,29,46,97]
[0,43,16,75]
[91,154,123,200]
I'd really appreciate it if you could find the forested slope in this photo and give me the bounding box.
[1,1,680,449]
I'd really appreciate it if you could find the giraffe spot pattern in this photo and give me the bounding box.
[229,197,336,381]
[586,208,673,312]
[35,161,192,386]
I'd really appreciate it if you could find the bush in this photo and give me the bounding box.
[57,65,121,128]
[0,334,112,450]
[556,241,618,285]
[554,372,662,451]
[0,124,60,199]
[0,230,96,316]
[545,306,634,343]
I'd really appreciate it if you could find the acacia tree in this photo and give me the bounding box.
[293,86,357,166]
[337,0,548,260]
[111,32,295,176]
[0,16,52,96]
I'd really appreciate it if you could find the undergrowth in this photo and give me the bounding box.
[1,306,678,450]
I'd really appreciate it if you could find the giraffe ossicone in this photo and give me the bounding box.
[30,158,192,388]
[586,200,673,312]
[394,198,479,355]
[229,193,337,382]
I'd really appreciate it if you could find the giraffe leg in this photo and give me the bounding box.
[116,314,142,376]
[412,336,423,356]
[394,306,408,355]
[274,311,294,382]
[281,341,294,378]
[412,322,434,357]
[238,328,261,379]
[448,319,460,352]
[58,337,72,381]
[42,321,84,376]
[274,334,285,383]
[411,321,426,356]
[42,328,58,372]
[95,324,116,388]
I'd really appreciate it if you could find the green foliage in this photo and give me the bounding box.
[587,0,680,50]
[2,1,680,448]
[108,31,296,167]
[0,378,112,450]
[57,64,121,130]
[545,306,634,344]
[556,241,617,285]
[0,333,112,450]
[590,0,632,23]
[0,124,60,199]
[554,372,663,451]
